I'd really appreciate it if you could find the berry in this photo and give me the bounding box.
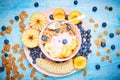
[74,0,78,5]
[65,15,68,20]
[87,34,91,38]
[33,60,36,64]
[82,48,87,54]
[92,6,97,12]
[41,35,47,41]
[14,16,19,21]
[55,28,60,33]
[95,64,100,70]
[118,64,120,69]
[49,14,54,20]
[86,29,91,34]
[62,39,68,44]
[102,22,107,27]
[109,33,114,38]
[41,53,46,58]
[111,45,115,50]
[34,2,39,7]
[0,67,4,72]
[66,26,71,31]
[101,42,106,47]
[109,7,113,11]
[1,26,6,31]
[4,53,8,57]
[4,39,9,44]
[88,49,92,53]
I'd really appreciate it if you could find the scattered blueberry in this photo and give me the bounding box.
[34,2,39,7]
[4,53,8,57]
[95,64,100,70]
[0,67,4,72]
[111,45,115,50]
[74,0,78,5]
[41,35,47,41]
[55,28,60,33]
[88,49,92,53]
[4,39,9,44]
[62,39,68,44]
[66,26,71,31]
[109,7,113,11]
[41,53,46,58]
[102,22,107,27]
[109,33,114,38]
[92,6,97,12]
[87,34,91,38]
[101,42,106,47]
[65,15,68,20]
[1,26,6,31]
[49,14,54,20]
[14,16,19,21]
[118,64,120,69]
[86,29,91,34]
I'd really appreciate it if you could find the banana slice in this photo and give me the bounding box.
[21,29,39,48]
[70,39,78,50]
[30,12,48,31]
[58,45,67,58]
[64,45,72,57]
[36,58,74,74]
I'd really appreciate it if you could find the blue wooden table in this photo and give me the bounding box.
[0,0,120,80]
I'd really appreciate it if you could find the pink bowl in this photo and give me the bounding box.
[39,20,81,61]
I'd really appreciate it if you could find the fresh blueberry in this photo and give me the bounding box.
[32,56,36,60]
[87,34,91,38]
[14,16,19,21]
[109,33,114,38]
[87,43,91,47]
[36,48,41,52]
[111,45,115,50]
[41,35,47,41]
[34,2,39,7]
[92,6,97,12]
[41,53,46,58]
[65,15,68,20]
[1,26,6,31]
[55,28,60,33]
[101,42,106,47]
[88,49,92,53]
[95,64,100,70]
[4,53,8,57]
[86,38,90,42]
[62,39,68,44]
[86,29,91,34]
[0,67,4,72]
[109,7,113,11]
[49,14,54,20]
[4,39,9,44]
[118,64,120,69]
[102,22,107,27]
[74,0,78,5]
[33,60,36,64]
[66,26,71,31]
[82,48,87,54]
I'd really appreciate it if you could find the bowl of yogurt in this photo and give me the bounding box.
[39,20,81,61]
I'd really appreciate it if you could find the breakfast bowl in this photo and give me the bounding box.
[39,20,81,61]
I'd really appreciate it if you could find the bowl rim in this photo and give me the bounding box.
[39,20,81,61]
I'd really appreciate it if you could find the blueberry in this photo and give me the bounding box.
[88,49,92,53]
[32,56,36,60]
[49,14,54,20]
[111,45,115,50]
[1,26,6,31]
[82,48,87,54]
[36,48,41,52]
[4,39,9,44]
[34,2,39,7]
[66,26,71,31]
[102,22,107,27]
[86,29,91,34]
[101,42,106,47]
[4,53,8,57]
[33,60,36,64]
[65,15,68,20]
[95,64,100,70]
[41,35,47,41]
[87,34,91,38]
[55,28,60,33]
[77,24,82,29]
[109,33,114,38]
[86,38,90,42]
[92,6,97,12]
[74,0,78,5]
[0,67,4,72]
[62,39,68,44]
[14,16,19,21]
[41,53,46,58]
[118,64,120,69]
[109,7,113,11]
[87,43,91,46]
